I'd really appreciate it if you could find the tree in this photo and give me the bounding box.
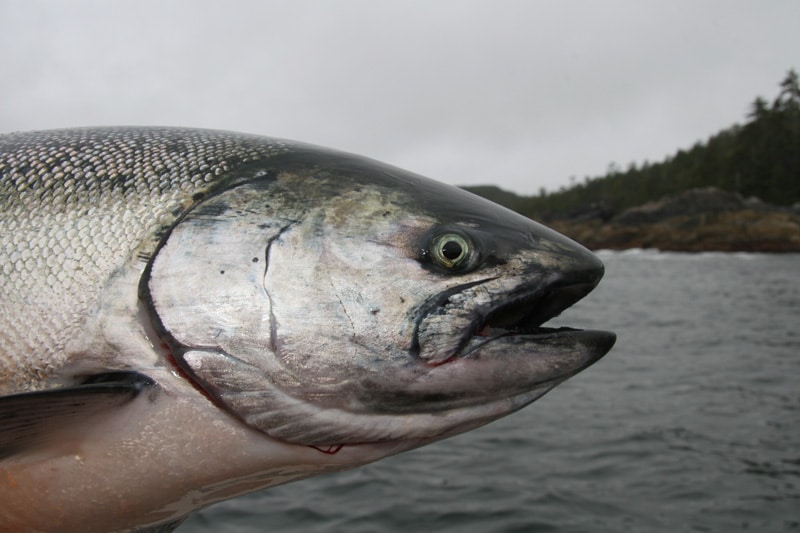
[748,96,769,121]
[465,68,800,216]
[775,69,800,112]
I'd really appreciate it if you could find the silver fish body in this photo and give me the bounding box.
[0,127,615,531]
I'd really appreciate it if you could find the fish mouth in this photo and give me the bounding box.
[413,269,615,375]
[462,279,607,356]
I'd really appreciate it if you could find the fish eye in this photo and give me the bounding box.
[430,232,474,270]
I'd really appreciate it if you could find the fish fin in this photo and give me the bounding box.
[0,371,155,459]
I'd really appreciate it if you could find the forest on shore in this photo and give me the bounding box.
[464,70,800,252]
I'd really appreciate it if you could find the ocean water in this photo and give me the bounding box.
[182,251,800,532]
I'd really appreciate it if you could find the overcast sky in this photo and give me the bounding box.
[1,0,798,195]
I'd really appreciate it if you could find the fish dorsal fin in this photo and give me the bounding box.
[0,372,155,459]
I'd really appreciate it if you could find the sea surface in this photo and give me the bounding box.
[182,251,800,532]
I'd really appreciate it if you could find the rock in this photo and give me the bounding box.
[549,188,800,252]
[612,187,746,225]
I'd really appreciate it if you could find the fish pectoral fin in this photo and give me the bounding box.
[0,371,155,459]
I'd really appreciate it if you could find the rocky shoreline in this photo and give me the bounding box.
[547,188,800,252]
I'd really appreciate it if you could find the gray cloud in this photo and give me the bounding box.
[1,0,798,194]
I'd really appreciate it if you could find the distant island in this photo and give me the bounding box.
[464,70,800,252]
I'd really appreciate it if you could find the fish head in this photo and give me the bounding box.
[146,148,615,449]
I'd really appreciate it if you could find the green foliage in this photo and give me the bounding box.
[464,69,800,220]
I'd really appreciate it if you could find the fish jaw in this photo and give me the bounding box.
[411,243,608,365]
[254,249,615,445]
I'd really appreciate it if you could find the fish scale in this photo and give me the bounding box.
[0,127,292,394]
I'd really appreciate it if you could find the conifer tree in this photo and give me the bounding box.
[466,69,800,217]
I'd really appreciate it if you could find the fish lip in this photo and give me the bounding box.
[462,327,617,369]
[413,270,607,365]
